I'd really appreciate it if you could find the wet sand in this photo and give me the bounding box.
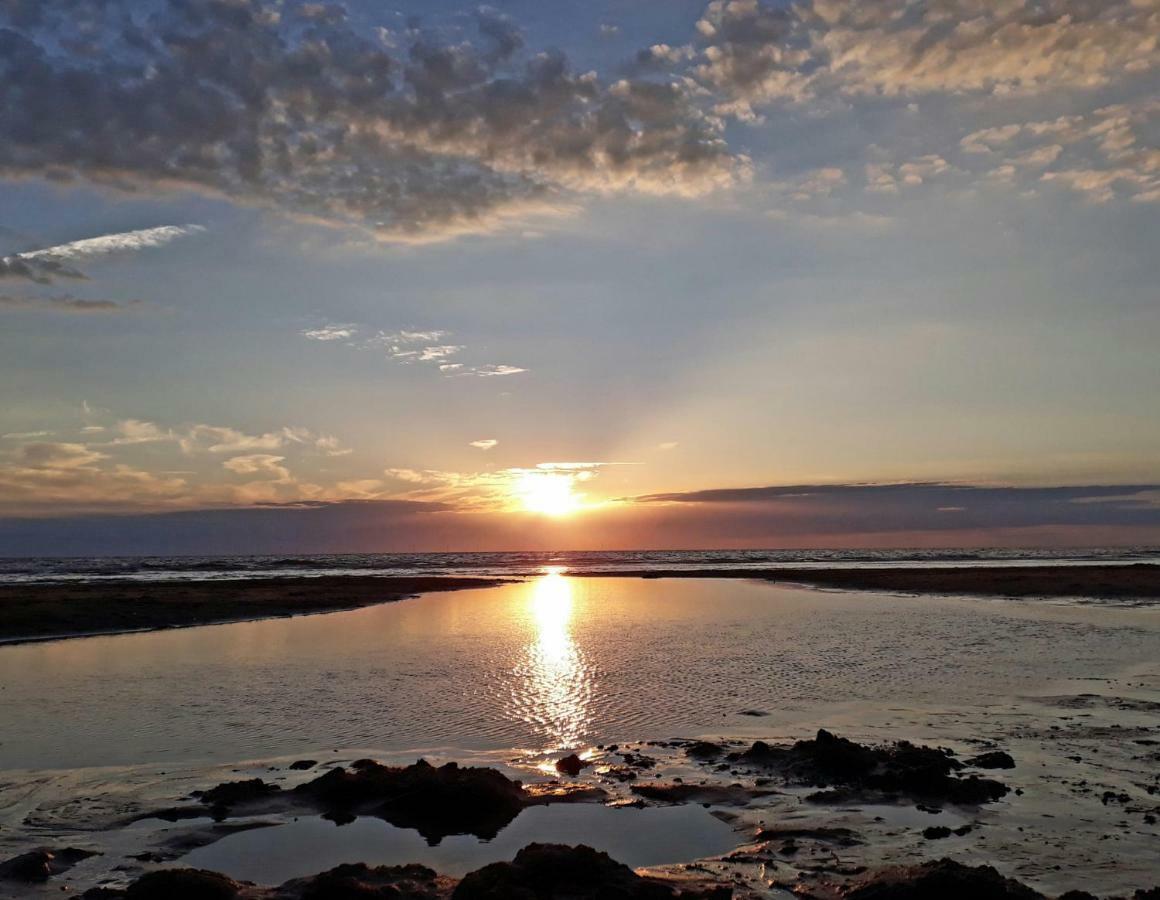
[0,575,507,644]
[608,563,1160,601]
[1,564,1156,644]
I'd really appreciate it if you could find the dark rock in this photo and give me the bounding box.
[839,858,1044,899]
[555,753,587,777]
[451,843,730,899]
[729,729,1008,805]
[922,826,952,840]
[289,759,318,770]
[686,741,725,759]
[294,758,528,843]
[0,850,53,882]
[755,826,862,847]
[967,751,1016,770]
[739,709,769,717]
[1057,892,1099,900]
[620,752,657,769]
[0,847,98,882]
[287,862,447,900]
[631,782,771,806]
[123,869,243,900]
[199,778,281,811]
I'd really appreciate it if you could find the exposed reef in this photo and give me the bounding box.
[718,729,1009,805]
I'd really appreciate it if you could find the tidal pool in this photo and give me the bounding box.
[183,803,738,883]
[0,574,1157,770]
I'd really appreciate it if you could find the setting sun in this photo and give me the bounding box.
[516,471,580,517]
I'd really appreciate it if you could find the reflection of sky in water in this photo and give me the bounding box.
[509,569,593,752]
[185,804,738,882]
[2,577,1157,770]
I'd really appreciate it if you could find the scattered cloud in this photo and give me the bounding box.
[460,364,527,377]
[0,412,353,515]
[302,324,527,378]
[470,439,499,450]
[0,1,741,242]
[695,0,1158,111]
[222,453,292,482]
[301,324,358,342]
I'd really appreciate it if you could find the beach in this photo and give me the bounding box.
[1,573,1158,898]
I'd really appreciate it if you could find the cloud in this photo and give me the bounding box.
[301,324,358,342]
[0,413,356,515]
[16,441,107,469]
[0,255,85,284]
[470,439,498,450]
[0,1,741,242]
[3,481,1157,555]
[630,481,1160,533]
[459,364,527,377]
[111,419,175,445]
[16,224,205,264]
[695,0,1159,109]
[0,293,142,313]
[306,325,528,377]
[860,99,1160,202]
[417,344,464,362]
[222,453,292,481]
[0,225,204,284]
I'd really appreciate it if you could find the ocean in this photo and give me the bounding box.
[1,546,1157,583]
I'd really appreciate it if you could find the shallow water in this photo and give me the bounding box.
[184,803,738,883]
[2,577,1160,898]
[1,575,1157,771]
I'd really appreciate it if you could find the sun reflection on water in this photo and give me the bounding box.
[511,568,593,754]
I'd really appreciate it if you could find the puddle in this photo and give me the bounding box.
[184,802,739,884]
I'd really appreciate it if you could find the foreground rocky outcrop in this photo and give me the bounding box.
[798,858,1160,900]
[719,729,1010,805]
[190,759,531,842]
[79,844,729,899]
[76,850,1160,900]
[172,757,599,844]
[0,847,98,882]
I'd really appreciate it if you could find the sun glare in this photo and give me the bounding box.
[516,471,580,516]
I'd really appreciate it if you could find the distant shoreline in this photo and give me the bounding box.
[1,564,1157,646]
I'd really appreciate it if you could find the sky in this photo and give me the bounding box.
[0,0,1158,554]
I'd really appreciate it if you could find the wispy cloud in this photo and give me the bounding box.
[0,225,204,284]
[300,324,358,342]
[301,324,527,378]
[17,225,205,264]
[459,364,528,377]
[470,439,498,450]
